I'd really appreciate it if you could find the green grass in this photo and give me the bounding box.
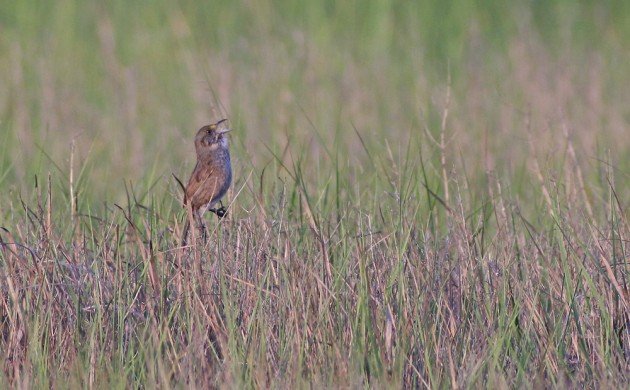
[1,0,629,387]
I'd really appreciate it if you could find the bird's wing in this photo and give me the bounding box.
[183,162,200,206]
[184,162,217,207]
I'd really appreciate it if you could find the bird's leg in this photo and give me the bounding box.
[209,201,228,219]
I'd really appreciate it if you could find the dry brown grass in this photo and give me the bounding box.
[1,1,628,387]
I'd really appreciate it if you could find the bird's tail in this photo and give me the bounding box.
[181,210,207,246]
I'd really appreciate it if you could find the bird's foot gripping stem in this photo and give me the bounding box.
[209,202,228,219]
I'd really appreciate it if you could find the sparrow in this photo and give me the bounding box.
[181,119,232,245]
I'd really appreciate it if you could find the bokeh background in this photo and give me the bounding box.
[1,0,628,211]
[1,1,629,387]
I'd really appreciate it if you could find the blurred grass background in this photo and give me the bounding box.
[1,0,628,207]
[0,0,629,387]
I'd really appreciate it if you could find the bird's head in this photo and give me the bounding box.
[195,119,231,153]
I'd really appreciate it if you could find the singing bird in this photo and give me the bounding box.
[181,119,232,245]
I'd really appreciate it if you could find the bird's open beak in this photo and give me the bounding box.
[215,119,231,134]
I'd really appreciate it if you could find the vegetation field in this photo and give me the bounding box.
[0,1,628,387]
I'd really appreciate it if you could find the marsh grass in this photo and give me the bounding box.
[1,1,629,388]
